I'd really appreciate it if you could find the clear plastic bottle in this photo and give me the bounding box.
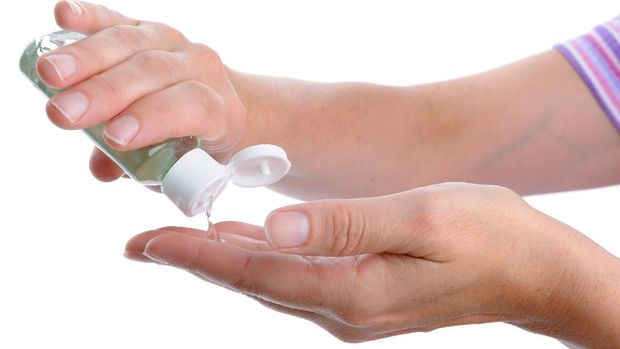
[20,30,202,187]
[20,30,291,217]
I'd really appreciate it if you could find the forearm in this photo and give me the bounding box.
[227,50,620,199]
[440,50,620,196]
[228,70,428,199]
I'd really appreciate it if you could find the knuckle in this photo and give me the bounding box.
[136,26,162,48]
[409,187,444,233]
[180,79,210,97]
[86,73,125,104]
[188,43,223,70]
[132,50,181,81]
[133,50,174,71]
[108,25,146,48]
[126,96,173,133]
[325,202,367,256]
[181,80,220,116]
[151,22,186,42]
[180,81,230,143]
[67,42,105,73]
[486,184,520,200]
[194,43,222,63]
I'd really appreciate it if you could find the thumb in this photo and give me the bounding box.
[264,190,428,256]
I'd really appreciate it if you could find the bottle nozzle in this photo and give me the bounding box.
[162,145,291,217]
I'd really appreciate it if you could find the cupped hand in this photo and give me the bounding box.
[39,0,246,182]
[124,183,619,345]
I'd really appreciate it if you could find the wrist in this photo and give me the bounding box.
[564,257,620,348]
[510,222,620,348]
[224,67,287,154]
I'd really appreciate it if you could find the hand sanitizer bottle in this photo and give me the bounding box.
[20,30,291,217]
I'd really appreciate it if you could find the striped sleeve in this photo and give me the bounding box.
[555,17,620,131]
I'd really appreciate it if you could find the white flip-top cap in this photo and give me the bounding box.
[227,144,292,187]
[161,144,291,217]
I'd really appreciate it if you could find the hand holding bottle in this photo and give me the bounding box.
[38,0,246,181]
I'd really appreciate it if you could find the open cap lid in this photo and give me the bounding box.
[227,144,291,187]
[161,144,291,217]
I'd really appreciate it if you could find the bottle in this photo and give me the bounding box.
[20,30,291,217]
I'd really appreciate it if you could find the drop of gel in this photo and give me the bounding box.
[206,217,219,241]
[204,200,219,241]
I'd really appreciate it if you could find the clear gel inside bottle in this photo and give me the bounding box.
[19,30,204,189]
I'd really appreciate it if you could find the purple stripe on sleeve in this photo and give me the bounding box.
[595,26,620,62]
[555,43,620,131]
[555,17,620,132]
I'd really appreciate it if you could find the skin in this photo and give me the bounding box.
[39,1,620,348]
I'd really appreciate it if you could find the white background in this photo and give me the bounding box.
[1,0,618,348]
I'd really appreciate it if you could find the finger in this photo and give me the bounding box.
[137,224,272,251]
[218,233,274,252]
[100,80,228,151]
[123,251,154,263]
[214,222,267,241]
[124,229,174,263]
[45,47,196,130]
[124,227,273,260]
[89,147,124,182]
[54,0,138,35]
[263,190,433,256]
[246,294,328,324]
[125,227,210,256]
[38,19,187,89]
[141,229,350,311]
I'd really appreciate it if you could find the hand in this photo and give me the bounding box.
[38,0,246,182]
[124,183,620,346]
[38,3,620,199]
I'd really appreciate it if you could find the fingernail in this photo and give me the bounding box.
[123,251,156,263]
[66,0,84,16]
[50,91,89,123]
[142,250,169,265]
[143,233,199,267]
[104,115,140,145]
[265,211,309,248]
[40,53,77,82]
